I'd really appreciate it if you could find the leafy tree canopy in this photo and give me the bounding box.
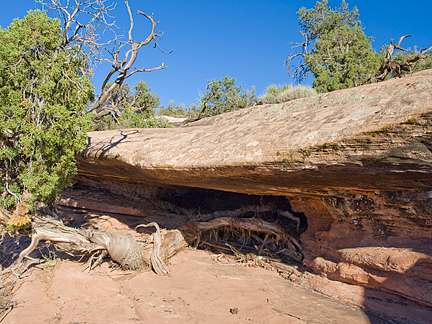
[287,0,380,92]
[133,81,161,114]
[92,80,165,131]
[297,0,360,45]
[307,24,380,92]
[197,74,256,119]
[288,1,432,93]
[159,101,198,118]
[0,11,94,216]
[104,80,160,117]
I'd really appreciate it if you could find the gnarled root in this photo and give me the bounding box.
[181,217,303,262]
[136,222,167,275]
[14,216,186,275]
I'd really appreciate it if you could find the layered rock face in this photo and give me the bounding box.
[73,70,432,318]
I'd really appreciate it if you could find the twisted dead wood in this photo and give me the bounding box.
[372,35,432,82]
[14,216,183,275]
[182,217,303,262]
[136,222,167,275]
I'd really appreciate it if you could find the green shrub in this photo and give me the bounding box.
[198,74,257,118]
[159,101,199,118]
[258,84,317,104]
[91,81,169,131]
[286,1,380,92]
[0,11,94,213]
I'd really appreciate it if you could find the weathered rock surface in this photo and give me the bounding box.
[70,70,432,322]
[79,69,432,194]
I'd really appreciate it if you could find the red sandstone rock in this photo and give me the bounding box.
[60,69,432,321]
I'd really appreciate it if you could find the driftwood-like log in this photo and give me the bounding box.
[0,214,187,322]
[136,223,167,275]
[15,216,186,275]
[156,229,189,261]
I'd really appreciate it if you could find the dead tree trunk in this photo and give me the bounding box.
[372,35,432,82]
[37,0,169,121]
[6,215,186,275]
[88,1,169,120]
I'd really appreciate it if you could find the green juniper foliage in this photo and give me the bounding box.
[287,0,380,93]
[159,101,199,118]
[132,80,161,114]
[0,11,94,212]
[297,0,359,46]
[198,74,256,118]
[91,80,166,131]
[307,23,380,92]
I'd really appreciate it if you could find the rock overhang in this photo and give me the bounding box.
[69,70,432,315]
[77,69,432,195]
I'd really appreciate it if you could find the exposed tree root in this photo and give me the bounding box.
[0,209,188,320]
[181,216,303,262]
[1,198,304,322]
[13,216,185,275]
[160,198,304,262]
[162,202,302,229]
[194,217,300,248]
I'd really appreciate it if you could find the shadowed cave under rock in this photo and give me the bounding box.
[160,187,308,261]
[60,180,308,265]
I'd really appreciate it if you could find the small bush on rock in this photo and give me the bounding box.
[258,84,317,104]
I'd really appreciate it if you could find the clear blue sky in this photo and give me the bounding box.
[1,0,432,107]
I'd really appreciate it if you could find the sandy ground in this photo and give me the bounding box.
[3,248,374,324]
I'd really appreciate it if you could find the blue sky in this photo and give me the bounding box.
[1,0,432,107]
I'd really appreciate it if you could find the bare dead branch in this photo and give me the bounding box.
[369,35,431,82]
[124,65,166,79]
[392,35,413,52]
[285,38,310,83]
[5,1,170,121]
[422,45,432,55]
[36,0,117,57]
[88,1,169,120]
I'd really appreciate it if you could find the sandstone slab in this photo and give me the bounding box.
[65,70,432,322]
[78,70,432,195]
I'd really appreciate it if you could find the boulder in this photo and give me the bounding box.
[73,69,432,320]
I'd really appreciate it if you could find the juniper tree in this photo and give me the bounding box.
[0,11,94,221]
[0,0,169,225]
[92,80,165,131]
[195,74,256,121]
[286,0,379,92]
